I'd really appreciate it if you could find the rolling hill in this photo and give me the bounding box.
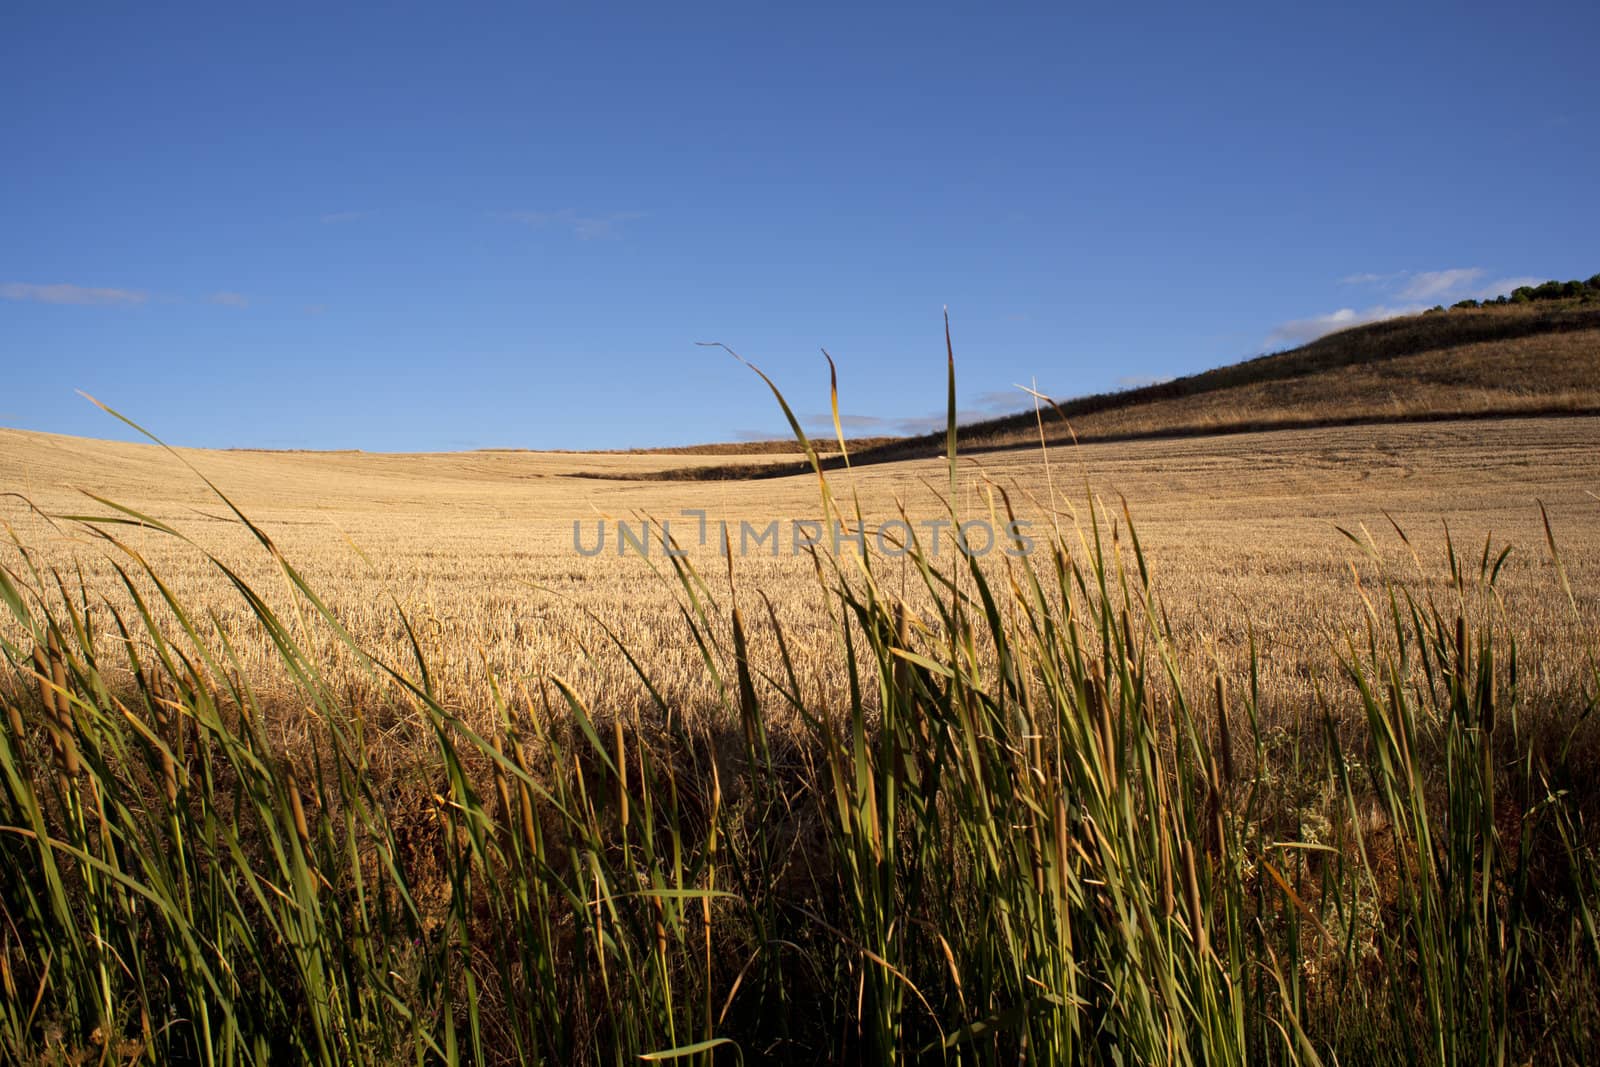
[615,295,1600,480]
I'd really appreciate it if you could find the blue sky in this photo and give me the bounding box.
[2,2,1595,451]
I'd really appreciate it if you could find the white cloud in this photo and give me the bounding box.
[1340,266,1540,306]
[1396,268,1485,302]
[1337,267,1539,306]
[208,291,249,308]
[1266,304,1423,348]
[1116,374,1174,389]
[500,209,645,240]
[1276,265,1544,349]
[1,281,147,306]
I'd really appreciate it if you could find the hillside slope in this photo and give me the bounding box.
[620,300,1600,480]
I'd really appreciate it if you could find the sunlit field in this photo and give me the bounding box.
[2,402,1598,1063]
[5,414,1597,729]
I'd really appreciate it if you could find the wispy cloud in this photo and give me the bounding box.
[1339,267,1541,304]
[208,291,249,308]
[320,210,371,224]
[1266,305,1421,348]
[1115,374,1174,389]
[1,281,148,306]
[1274,266,1545,348]
[499,209,645,240]
[1396,268,1486,302]
[1338,271,1405,287]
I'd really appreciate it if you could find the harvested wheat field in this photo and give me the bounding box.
[3,414,1598,729]
[4,380,1600,1061]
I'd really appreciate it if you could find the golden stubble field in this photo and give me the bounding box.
[2,416,1597,747]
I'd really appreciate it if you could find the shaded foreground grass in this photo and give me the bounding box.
[2,377,1599,1064]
